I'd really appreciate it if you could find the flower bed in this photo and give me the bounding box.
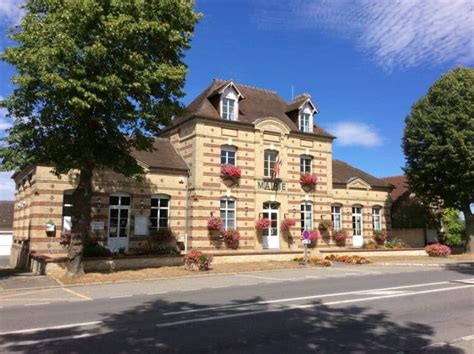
[292,256,332,267]
[425,243,451,257]
[325,254,371,264]
[184,249,213,271]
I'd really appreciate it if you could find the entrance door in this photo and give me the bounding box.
[262,202,279,249]
[108,194,131,252]
[352,206,363,247]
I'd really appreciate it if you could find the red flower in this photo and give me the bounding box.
[207,216,223,231]
[222,230,240,243]
[300,174,318,187]
[255,218,271,229]
[281,218,296,231]
[221,165,241,179]
[425,243,451,257]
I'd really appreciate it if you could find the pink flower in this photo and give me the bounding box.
[208,216,224,231]
[281,218,296,231]
[256,218,271,229]
[300,174,318,187]
[221,165,241,179]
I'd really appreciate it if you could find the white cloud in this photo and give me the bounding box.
[325,122,382,147]
[0,97,12,133]
[255,0,474,71]
[0,171,15,200]
[0,0,24,25]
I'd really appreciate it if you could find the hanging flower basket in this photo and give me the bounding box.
[333,230,347,246]
[308,229,320,242]
[281,218,296,231]
[300,174,318,188]
[222,229,240,244]
[208,216,224,231]
[220,165,241,180]
[318,220,333,231]
[255,218,271,230]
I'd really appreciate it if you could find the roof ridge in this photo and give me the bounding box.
[381,175,405,179]
[213,78,277,94]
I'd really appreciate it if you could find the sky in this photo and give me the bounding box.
[0,0,473,200]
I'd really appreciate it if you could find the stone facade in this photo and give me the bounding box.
[10,79,393,265]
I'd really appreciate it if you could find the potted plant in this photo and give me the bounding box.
[300,173,318,189]
[333,230,347,246]
[255,218,271,230]
[281,218,296,231]
[207,216,223,231]
[318,220,333,232]
[222,229,240,248]
[220,165,241,181]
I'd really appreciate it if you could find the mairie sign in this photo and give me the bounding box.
[256,180,287,191]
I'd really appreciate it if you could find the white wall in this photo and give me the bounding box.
[0,233,13,256]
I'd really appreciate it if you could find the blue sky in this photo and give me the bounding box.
[0,0,473,200]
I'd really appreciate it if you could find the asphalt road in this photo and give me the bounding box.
[0,266,473,353]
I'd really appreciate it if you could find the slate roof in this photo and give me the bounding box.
[332,160,393,189]
[381,175,409,201]
[131,138,188,171]
[0,201,14,229]
[175,80,334,139]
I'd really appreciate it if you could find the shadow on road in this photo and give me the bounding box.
[0,295,456,353]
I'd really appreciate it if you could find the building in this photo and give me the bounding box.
[10,80,393,266]
[0,201,14,256]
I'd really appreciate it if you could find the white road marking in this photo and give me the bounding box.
[109,295,132,299]
[451,278,474,285]
[0,321,103,335]
[357,290,410,296]
[147,291,167,295]
[0,333,95,348]
[162,280,455,316]
[62,287,92,301]
[157,284,473,328]
[235,274,290,281]
[24,302,50,306]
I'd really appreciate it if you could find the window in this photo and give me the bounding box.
[301,202,313,232]
[264,150,278,178]
[300,155,312,173]
[109,194,131,238]
[299,113,311,133]
[220,145,236,165]
[222,98,236,120]
[62,191,73,231]
[372,207,382,232]
[331,205,342,231]
[220,198,236,230]
[352,206,362,236]
[150,196,170,230]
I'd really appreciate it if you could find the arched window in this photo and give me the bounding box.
[300,155,313,174]
[150,195,170,230]
[372,206,382,232]
[264,149,279,178]
[331,204,342,231]
[301,201,313,232]
[220,197,236,230]
[220,145,237,165]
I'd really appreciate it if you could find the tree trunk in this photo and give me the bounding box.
[67,167,94,277]
[462,204,474,253]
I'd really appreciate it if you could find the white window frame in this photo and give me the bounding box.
[220,86,239,121]
[352,206,363,237]
[220,145,237,165]
[331,204,342,232]
[222,98,236,120]
[150,195,171,231]
[220,197,236,231]
[109,193,131,239]
[372,207,382,232]
[300,155,312,174]
[301,202,313,232]
[299,113,311,133]
[264,150,278,178]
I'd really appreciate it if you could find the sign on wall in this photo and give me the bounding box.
[90,221,105,231]
[134,215,149,236]
[256,181,288,191]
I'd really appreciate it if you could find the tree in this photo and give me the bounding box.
[402,66,474,251]
[0,0,200,276]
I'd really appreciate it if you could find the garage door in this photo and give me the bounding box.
[0,234,13,256]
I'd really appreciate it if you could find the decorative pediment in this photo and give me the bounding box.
[346,177,371,190]
[254,117,291,135]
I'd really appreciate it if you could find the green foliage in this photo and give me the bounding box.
[402,67,474,212]
[0,0,201,176]
[384,238,410,249]
[441,208,465,247]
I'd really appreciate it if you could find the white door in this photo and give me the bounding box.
[262,202,280,249]
[352,206,363,247]
[108,195,131,252]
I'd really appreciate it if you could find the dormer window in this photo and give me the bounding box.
[222,98,236,120]
[300,113,311,133]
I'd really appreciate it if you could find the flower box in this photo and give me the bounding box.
[333,230,347,246]
[300,173,318,188]
[220,165,241,180]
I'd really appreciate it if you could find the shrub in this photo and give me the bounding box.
[300,174,318,187]
[255,218,271,229]
[150,228,175,244]
[281,218,296,231]
[148,244,180,256]
[373,230,388,244]
[384,238,410,249]
[220,164,242,180]
[184,249,214,271]
[441,208,465,247]
[310,257,332,267]
[425,243,451,257]
[222,229,240,243]
[318,220,333,231]
[208,216,224,231]
[83,241,112,258]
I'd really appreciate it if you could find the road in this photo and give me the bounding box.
[0,265,473,353]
